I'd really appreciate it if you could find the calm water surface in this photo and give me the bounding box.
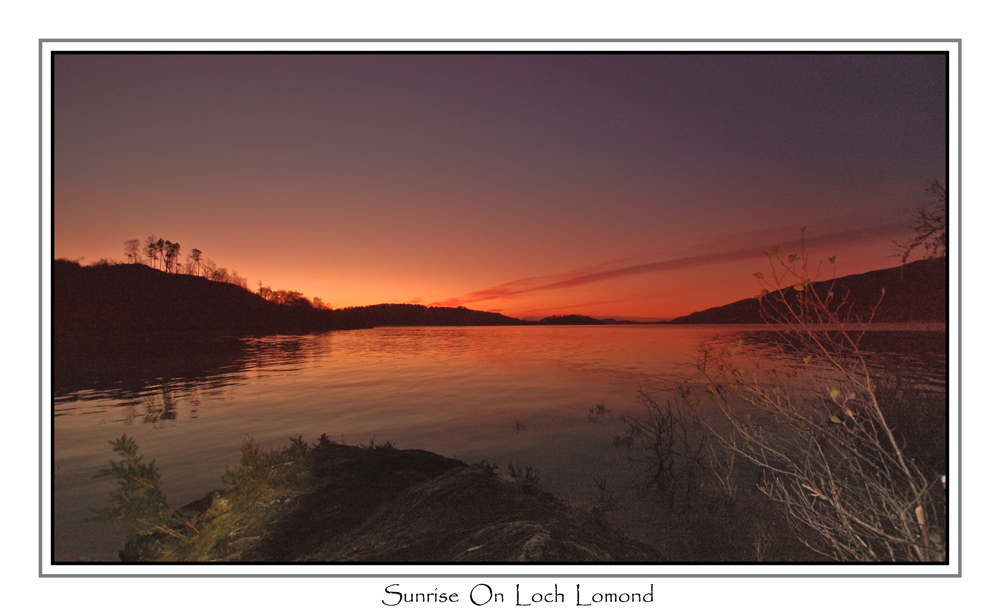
[52,325,946,561]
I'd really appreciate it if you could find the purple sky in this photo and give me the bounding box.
[53,53,947,318]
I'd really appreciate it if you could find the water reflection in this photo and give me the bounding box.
[53,326,948,427]
[118,381,189,424]
[712,328,947,392]
[54,334,335,422]
[52,324,948,562]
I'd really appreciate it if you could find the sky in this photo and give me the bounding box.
[53,53,948,319]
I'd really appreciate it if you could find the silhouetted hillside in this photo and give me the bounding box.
[53,261,371,344]
[52,262,340,391]
[53,262,524,354]
[670,257,947,325]
[52,262,528,390]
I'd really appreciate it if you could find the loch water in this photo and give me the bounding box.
[51,324,948,562]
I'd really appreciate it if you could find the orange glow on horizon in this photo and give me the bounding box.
[56,223,907,322]
[53,54,945,321]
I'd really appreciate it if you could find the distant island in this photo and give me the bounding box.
[535,314,602,325]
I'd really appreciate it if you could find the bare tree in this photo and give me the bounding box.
[188,248,202,276]
[124,239,141,264]
[895,179,947,264]
[155,239,166,271]
[258,283,274,302]
[200,258,218,280]
[145,235,158,268]
[230,270,248,290]
[164,241,180,273]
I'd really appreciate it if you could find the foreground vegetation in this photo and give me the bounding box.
[94,434,317,561]
[604,235,947,562]
[93,434,659,562]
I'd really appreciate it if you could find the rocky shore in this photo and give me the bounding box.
[120,440,660,563]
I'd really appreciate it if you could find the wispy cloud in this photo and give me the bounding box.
[510,293,671,318]
[431,223,900,307]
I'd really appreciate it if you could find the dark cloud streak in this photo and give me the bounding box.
[432,223,901,307]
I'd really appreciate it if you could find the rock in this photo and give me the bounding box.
[123,443,661,563]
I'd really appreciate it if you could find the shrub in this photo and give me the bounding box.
[222,435,310,510]
[506,461,540,488]
[613,392,706,499]
[92,435,187,541]
[682,233,946,562]
[97,433,324,559]
[587,402,613,423]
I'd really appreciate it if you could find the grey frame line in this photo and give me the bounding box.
[36,573,957,579]
[38,38,44,580]
[39,38,960,42]
[956,37,962,580]
[38,38,962,579]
